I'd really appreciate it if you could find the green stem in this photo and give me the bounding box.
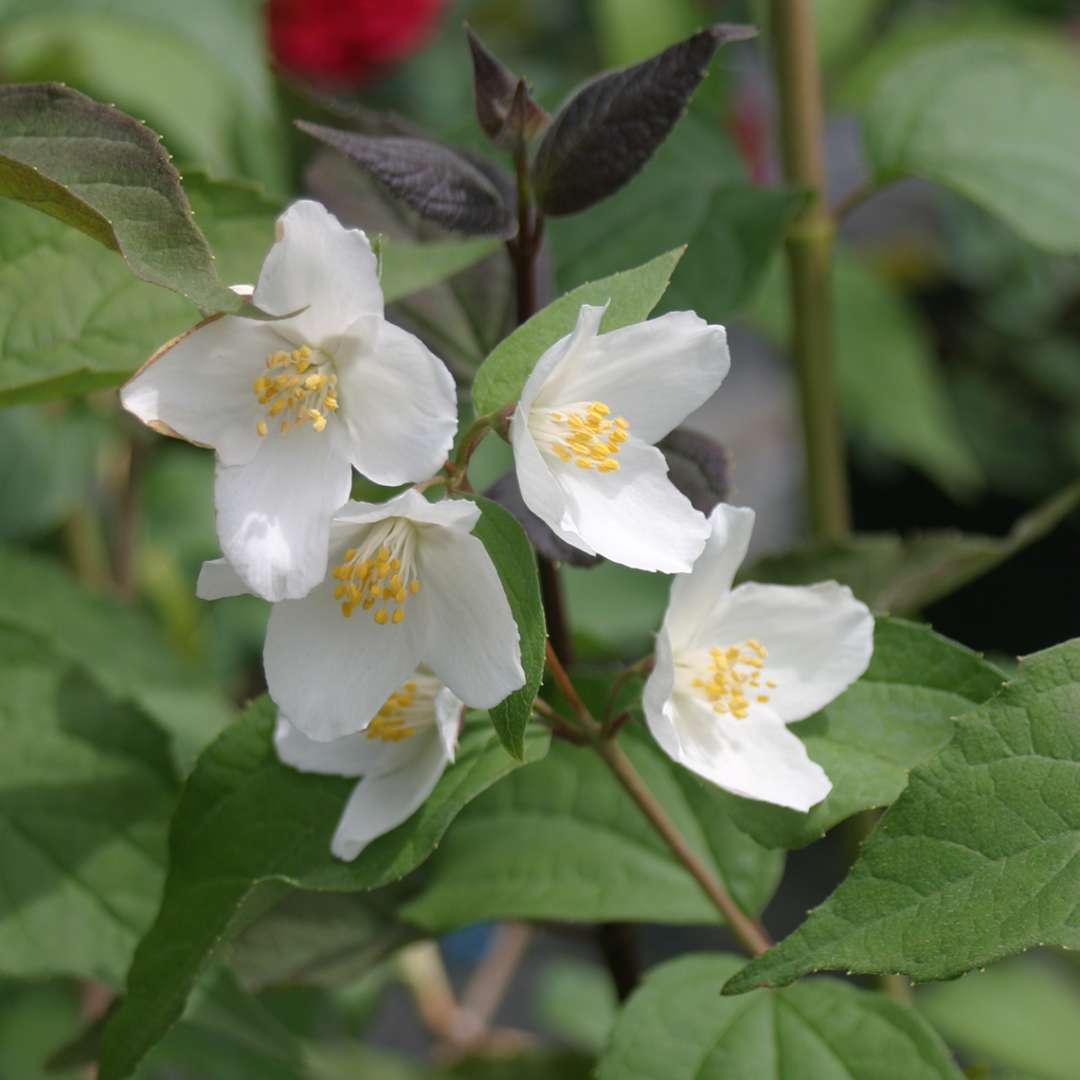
[769,0,851,541]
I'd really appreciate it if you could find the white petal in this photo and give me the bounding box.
[510,405,593,554]
[643,627,677,727]
[330,732,450,861]
[414,527,526,708]
[195,558,248,600]
[274,712,420,777]
[434,687,463,763]
[518,303,607,413]
[552,438,708,572]
[335,318,457,485]
[330,490,480,541]
[264,579,424,741]
[120,315,276,466]
[649,694,831,812]
[253,200,382,346]
[542,312,730,444]
[665,504,756,652]
[704,581,874,723]
[214,428,351,602]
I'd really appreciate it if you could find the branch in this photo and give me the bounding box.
[770,0,850,541]
[543,644,773,957]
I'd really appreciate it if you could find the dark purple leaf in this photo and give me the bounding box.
[531,24,756,216]
[296,120,515,236]
[485,471,602,568]
[659,427,730,515]
[465,26,549,149]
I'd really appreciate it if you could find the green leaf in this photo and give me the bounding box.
[0,83,264,315]
[0,980,81,1080]
[0,405,105,540]
[598,953,963,1080]
[470,495,546,759]
[227,890,418,992]
[401,724,783,929]
[860,34,1080,254]
[537,958,618,1054]
[750,252,981,495]
[549,111,804,325]
[716,618,1004,850]
[99,699,548,1080]
[380,236,502,303]
[0,172,279,405]
[470,246,685,416]
[724,639,1080,994]
[0,0,285,191]
[919,955,1080,1080]
[0,628,175,983]
[0,547,233,770]
[745,482,1080,616]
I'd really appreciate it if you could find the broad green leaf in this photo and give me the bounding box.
[0,629,175,983]
[860,34,1080,253]
[471,495,546,759]
[0,173,278,405]
[751,252,981,495]
[549,112,804,325]
[99,699,548,1080]
[227,890,417,992]
[0,0,285,191]
[0,547,233,769]
[470,247,685,416]
[724,639,1080,994]
[380,236,502,303]
[715,618,1004,850]
[0,980,81,1080]
[401,724,783,929]
[919,955,1080,1080]
[0,405,105,540]
[745,482,1080,616]
[0,83,264,314]
[537,958,618,1054]
[598,953,962,1080]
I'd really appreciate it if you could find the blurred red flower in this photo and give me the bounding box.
[268,0,444,84]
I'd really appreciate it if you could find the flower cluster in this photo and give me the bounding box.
[122,200,873,860]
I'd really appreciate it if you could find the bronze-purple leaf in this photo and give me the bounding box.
[296,120,515,236]
[531,24,756,216]
[465,25,550,149]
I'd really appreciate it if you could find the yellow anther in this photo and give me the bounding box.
[256,419,268,437]
[597,459,620,472]
[312,412,327,433]
[378,546,391,561]
[543,401,628,477]
[390,558,401,571]
[615,416,629,429]
[374,608,389,625]
[254,344,336,435]
[389,574,402,590]
[757,695,770,703]
[269,397,288,416]
[392,609,405,624]
[694,639,776,722]
[341,602,353,618]
[331,521,419,624]
[409,580,421,595]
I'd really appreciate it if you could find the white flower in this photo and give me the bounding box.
[275,670,461,861]
[643,504,874,811]
[121,200,457,603]
[198,489,526,742]
[509,304,729,572]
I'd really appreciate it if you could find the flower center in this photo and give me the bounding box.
[365,674,439,742]
[689,639,777,719]
[252,345,339,436]
[331,518,420,625]
[534,400,629,472]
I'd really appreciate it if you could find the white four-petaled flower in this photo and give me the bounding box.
[275,669,461,861]
[510,303,730,572]
[643,503,874,811]
[121,200,457,603]
[198,489,525,741]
